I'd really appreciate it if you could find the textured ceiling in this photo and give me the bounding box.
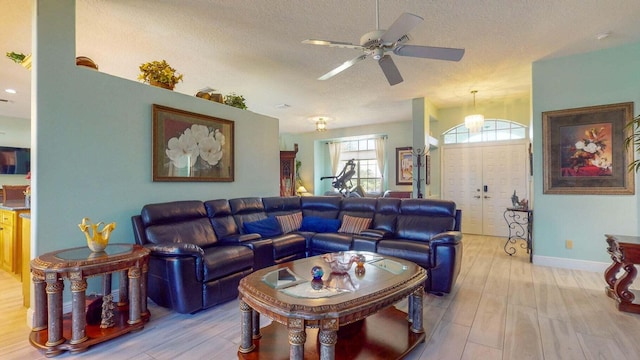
[2,0,640,134]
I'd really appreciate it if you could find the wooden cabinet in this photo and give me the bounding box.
[21,215,31,308]
[280,144,298,196]
[0,208,29,275]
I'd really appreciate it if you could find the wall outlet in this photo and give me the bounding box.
[566,240,573,249]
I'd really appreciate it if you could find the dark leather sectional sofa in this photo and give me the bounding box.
[132,196,463,314]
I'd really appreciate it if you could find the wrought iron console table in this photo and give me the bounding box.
[503,208,533,262]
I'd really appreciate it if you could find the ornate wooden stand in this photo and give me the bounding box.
[604,234,640,313]
[30,244,150,357]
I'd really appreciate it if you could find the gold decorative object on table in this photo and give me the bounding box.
[78,217,116,252]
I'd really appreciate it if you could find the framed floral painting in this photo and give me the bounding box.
[396,147,413,185]
[152,104,234,182]
[542,102,634,194]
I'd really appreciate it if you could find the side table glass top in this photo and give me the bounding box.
[55,244,133,261]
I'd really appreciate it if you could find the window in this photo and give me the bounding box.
[443,119,527,144]
[337,139,382,193]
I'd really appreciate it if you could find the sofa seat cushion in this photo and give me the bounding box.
[202,245,254,282]
[271,233,306,260]
[309,233,353,254]
[377,240,432,268]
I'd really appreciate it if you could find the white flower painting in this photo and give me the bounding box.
[153,105,234,182]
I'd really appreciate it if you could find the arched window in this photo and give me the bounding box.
[442,119,527,144]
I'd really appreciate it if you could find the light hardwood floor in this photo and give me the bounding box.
[2,235,639,359]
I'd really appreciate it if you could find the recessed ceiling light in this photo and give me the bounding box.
[596,32,611,40]
[5,89,17,94]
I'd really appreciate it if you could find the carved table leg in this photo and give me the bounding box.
[118,270,128,306]
[604,259,623,299]
[288,318,306,360]
[252,309,261,339]
[140,261,149,317]
[615,262,638,311]
[238,300,255,353]
[410,287,425,334]
[32,275,47,331]
[69,273,88,345]
[128,266,142,325]
[45,273,65,348]
[102,273,112,297]
[319,318,338,360]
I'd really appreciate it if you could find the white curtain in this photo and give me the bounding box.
[375,137,386,192]
[328,142,341,176]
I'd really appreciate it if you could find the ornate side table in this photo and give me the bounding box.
[503,208,533,262]
[604,234,640,313]
[29,243,150,357]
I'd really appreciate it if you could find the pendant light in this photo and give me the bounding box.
[464,90,484,133]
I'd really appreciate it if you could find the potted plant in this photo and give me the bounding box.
[6,51,32,69]
[624,113,640,172]
[224,92,247,109]
[138,60,183,90]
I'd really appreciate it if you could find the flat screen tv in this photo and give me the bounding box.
[0,147,30,174]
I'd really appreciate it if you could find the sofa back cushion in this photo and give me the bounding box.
[141,201,218,247]
[230,197,268,234]
[338,197,377,219]
[301,196,341,219]
[373,198,400,233]
[263,196,301,216]
[396,199,456,242]
[205,199,239,238]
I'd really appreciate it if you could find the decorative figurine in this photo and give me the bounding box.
[511,190,519,208]
[78,217,116,252]
[100,293,115,328]
[311,278,324,290]
[311,266,324,280]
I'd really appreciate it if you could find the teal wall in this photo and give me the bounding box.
[532,42,640,265]
[32,0,280,258]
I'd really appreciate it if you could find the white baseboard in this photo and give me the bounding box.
[533,255,609,273]
[25,290,120,329]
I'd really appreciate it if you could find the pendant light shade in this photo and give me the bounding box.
[464,90,484,133]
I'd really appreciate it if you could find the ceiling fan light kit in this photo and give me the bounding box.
[302,2,465,86]
[464,90,484,133]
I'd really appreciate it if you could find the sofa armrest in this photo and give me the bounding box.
[359,229,392,239]
[144,243,205,282]
[220,233,262,243]
[429,231,462,246]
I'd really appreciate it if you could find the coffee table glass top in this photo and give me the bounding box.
[260,251,408,299]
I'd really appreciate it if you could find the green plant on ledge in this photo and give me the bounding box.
[6,52,26,63]
[224,92,247,109]
[624,113,640,172]
[138,60,183,90]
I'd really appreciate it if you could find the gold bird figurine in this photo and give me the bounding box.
[78,217,116,252]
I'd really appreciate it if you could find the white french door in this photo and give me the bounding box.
[442,141,529,236]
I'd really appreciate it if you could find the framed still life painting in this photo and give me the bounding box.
[542,102,634,195]
[396,147,413,185]
[152,104,234,182]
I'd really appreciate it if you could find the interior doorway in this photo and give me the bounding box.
[442,140,529,236]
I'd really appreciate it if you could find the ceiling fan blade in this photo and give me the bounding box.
[302,39,365,50]
[318,54,367,80]
[394,45,465,61]
[378,55,403,86]
[380,13,423,44]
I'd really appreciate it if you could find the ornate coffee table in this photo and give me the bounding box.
[237,252,427,360]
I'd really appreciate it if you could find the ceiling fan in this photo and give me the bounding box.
[302,1,465,86]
